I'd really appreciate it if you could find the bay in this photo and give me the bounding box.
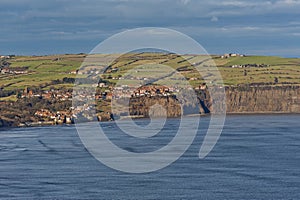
[0,115,299,199]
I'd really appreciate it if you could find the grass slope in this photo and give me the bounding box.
[1,53,300,93]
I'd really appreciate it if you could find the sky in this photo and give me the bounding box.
[1,0,300,57]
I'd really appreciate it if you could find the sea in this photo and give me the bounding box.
[0,114,299,200]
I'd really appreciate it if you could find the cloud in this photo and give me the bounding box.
[210,16,219,22]
[0,0,300,56]
[276,0,300,5]
[180,0,190,5]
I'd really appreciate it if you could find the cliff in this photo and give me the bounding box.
[226,86,300,113]
[1,86,300,128]
[129,96,182,117]
[127,86,300,117]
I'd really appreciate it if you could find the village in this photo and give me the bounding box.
[16,81,208,126]
[1,52,294,128]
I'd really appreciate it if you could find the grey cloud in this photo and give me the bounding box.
[0,0,299,56]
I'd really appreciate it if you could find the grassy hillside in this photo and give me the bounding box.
[0,54,85,90]
[214,56,300,85]
[1,53,300,93]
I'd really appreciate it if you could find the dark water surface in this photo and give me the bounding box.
[0,115,299,199]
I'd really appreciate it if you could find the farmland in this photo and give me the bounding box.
[1,53,300,127]
[1,53,300,92]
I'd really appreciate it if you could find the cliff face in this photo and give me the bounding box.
[226,86,300,113]
[128,86,300,117]
[129,96,182,117]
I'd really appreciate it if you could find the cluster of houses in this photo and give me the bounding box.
[97,83,208,100]
[22,89,75,124]
[34,109,74,124]
[0,56,28,75]
[22,80,209,124]
[230,63,269,68]
[21,88,72,101]
[221,53,245,59]
[33,94,99,124]
[0,55,11,59]
[0,66,28,75]
[95,84,179,100]
[131,85,175,98]
[104,84,180,100]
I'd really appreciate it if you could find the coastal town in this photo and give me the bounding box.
[1,52,300,127]
[10,82,208,127]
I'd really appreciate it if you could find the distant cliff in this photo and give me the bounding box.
[225,85,300,113]
[129,96,182,117]
[128,86,300,117]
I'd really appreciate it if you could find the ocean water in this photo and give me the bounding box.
[0,115,299,200]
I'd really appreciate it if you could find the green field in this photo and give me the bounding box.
[1,53,300,93]
[214,56,300,85]
[0,54,84,90]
